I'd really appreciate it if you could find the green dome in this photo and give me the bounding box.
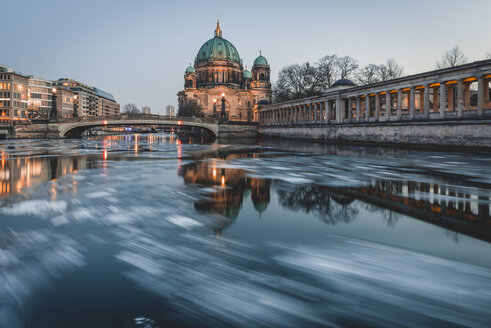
[253,55,268,66]
[195,21,242,65]
[243,69,252,79]
[185,65,195,74]
[196,37,242,65]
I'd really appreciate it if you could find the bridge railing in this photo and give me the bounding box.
[57,115,218,124]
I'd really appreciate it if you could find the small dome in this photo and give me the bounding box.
[185,65,195,74]
[253,54,268,67]
[243,69,252,79]
[331,78,355,87]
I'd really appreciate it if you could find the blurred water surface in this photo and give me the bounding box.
[1,133,491,327]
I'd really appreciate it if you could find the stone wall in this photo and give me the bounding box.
[218,123,258,138]
[13,122,60,139]
[259,120,491,148]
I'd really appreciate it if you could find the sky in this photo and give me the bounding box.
[2,0,490,114]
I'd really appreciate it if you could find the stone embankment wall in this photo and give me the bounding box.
[259,120,491,148]
[218,123,258,138]
[13,122,60,139]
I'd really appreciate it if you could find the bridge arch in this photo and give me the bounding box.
[58,118,220,138]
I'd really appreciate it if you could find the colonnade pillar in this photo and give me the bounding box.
[440,82,446,119]
[326,99,331,124]
[478,76,485,117]
[424,84,430,118]
[356,96,361,122]
[375,94,380,120]
[396,89,402,119]
[409,87,415,119]
[365,96,370,119]
[457,79,464,118]
[385,91,391,120]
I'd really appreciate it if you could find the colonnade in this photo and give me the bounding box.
[260,62,491,126]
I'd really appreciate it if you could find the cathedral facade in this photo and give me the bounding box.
[177,20,272,122]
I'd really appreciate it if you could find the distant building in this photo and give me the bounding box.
[55,88,75,118]
[28,76,53,119]
[0,65,29,121]
[166,105,175,117]
[142,106,151,115]
[54,78,119,117]
[95,88,120,116]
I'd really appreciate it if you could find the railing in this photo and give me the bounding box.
[57,115,219,124]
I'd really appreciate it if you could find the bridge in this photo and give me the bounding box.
[259,59,491,148]
[5,115,258,139]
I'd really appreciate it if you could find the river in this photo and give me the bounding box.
[1,133,491,327]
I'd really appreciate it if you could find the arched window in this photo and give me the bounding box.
[260,73,265,80]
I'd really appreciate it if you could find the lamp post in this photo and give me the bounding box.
[73,95,79,118]
[213,98,217,118]
[220,92,227,123]
[50,87,58,120]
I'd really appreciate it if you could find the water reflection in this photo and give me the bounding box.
[179,150,491,242]
[0,133,197,198]
[180,155,272,236]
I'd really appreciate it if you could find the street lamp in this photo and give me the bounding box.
[213,98,217,118]
[220,92,227,123]
[73,95,78,118]
[50,87,58,120]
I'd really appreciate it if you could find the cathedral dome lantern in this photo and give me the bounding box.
[185,65,196,74]
[195,19,242,66]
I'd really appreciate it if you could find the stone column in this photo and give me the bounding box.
[485,78,490,105]
[464,83,470,109]
[447,85,454,111]
[457,79,464,118]
[396,90,402,119]
[439,82,446,119]
[419,89,424,114]
[432,87,439,112]
[424,84,430,118]
[356,96,360,122]
[314,103,319,124]
[365,95,370,119]
[409,87,415,119]
[326,99,331,124]
[385,91,391,120]
[320,103,324,124]
[375,93,380,121]
[478,76,485,117]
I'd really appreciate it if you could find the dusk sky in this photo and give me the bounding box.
[2,0,490,114]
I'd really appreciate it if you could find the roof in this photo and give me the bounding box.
[253,54,269,67]
[331,78,356,87]
[94,87,116,102]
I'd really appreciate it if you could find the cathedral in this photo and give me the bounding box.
[177,20,272,122]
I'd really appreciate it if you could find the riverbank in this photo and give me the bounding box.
[259,119,491,149]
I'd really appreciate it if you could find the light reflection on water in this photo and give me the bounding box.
[0,133,491,327]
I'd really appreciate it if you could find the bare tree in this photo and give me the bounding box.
[122,103,141,114]
[486,49,491,59]
[273,62,324,102]
[379,58,404,81]
[316,54,339,89]
[336,56,359,79]
[178,99,202,117]
[436,46,467,69]
[356,64,381,85]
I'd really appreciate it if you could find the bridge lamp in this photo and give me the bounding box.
[51,88,57,93]
[103,120,107,125]
[178,120,182,126]
[220,93,226,122]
